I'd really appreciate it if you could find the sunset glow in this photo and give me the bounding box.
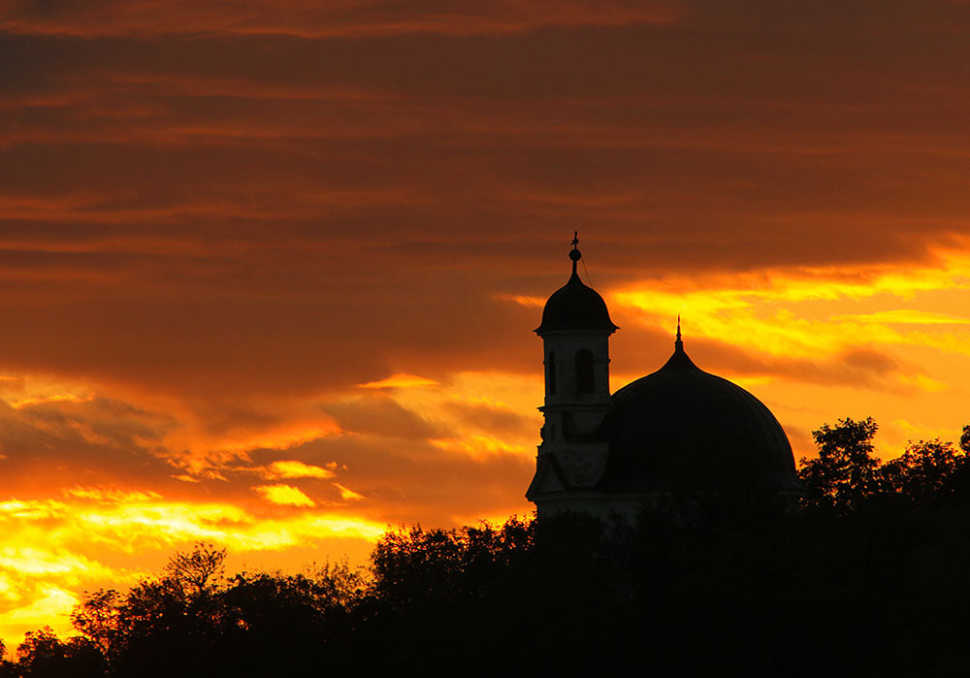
[3,0,970,652]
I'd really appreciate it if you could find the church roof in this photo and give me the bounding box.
[535,238,618,335]
[596,332,798,494]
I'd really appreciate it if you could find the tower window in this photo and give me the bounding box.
[576,349,594,394]
[548,351,557,394]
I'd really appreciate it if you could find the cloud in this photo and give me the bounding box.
[0,0,678,37]
[321,394,441,440]
[64,487,161,503]
[357,373,439,389]
[0,395,178,490]
[429,434,530,459]
[0,583,79,651]
[258,460,335,480]
[254,484,316,507]
[263,432,534,526]
[613,323,939,395]
[836,310,970,325]
[332,483,365,501]
[608,254,970,378]
[442,400,537,438]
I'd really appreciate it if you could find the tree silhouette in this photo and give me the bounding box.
[369,517,534,613]
[163,542,226,598]
[880,438,970,504]
[798,417,880,513]
[66,542,370,676]
[69,590,121,661]
[10,628,104,678]
[0,639,11,678]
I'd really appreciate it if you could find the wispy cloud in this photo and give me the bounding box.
[254,484,317,508]
[358,374,439,390]
[258,460,336,480]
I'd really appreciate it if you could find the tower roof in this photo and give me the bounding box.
[535,234,618,335]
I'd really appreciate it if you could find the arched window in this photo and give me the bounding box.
[548,351,557,394]
[575,349,594,394]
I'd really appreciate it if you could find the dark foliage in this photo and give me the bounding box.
[6,420,970,676]
[799,418,970,513]
[65,545,365,678]
[881,438,970,505]
[2,629,104,678]
[798,416,881,513]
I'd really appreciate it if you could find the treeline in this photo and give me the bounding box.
[799,418,970,513]
[2,419,970,676]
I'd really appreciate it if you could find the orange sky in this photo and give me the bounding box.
[3,0,970,649]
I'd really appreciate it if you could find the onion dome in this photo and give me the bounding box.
[535,234,618,335]
[597,323,798,493]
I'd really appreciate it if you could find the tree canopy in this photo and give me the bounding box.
[798,417,970,512]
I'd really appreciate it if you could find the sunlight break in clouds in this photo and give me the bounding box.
[254,484,316,507]
[169,423,342,461]
[0,374,94,410]
[836,310,970,325]
[0,585,79,651]
[357,373,440,390]
[333,483,365,501]
[376,370,541,460]
[259,460,336,480]
[610,246,970,362]
[64,487,162,503]
[429,435,530,459]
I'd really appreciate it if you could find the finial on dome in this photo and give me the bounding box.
[568,231,582,276]
[675,315,683,352]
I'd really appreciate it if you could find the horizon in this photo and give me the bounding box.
[3,0,970,649]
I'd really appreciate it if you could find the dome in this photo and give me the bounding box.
[597,338,798,494]
[536,270,618,335]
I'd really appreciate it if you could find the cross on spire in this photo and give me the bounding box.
[568,231,582,276]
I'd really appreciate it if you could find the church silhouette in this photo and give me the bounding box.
[527,236,799,520]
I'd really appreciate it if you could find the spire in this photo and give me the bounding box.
[568,231,582,278]
[659,314,696,370]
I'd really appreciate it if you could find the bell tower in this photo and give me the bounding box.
[527,234,618,517]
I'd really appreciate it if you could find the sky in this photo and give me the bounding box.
[3,0,970,649]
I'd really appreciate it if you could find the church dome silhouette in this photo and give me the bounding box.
[596,330,798,494]
[535,240,618,335]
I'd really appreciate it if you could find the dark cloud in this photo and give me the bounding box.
[443,400,538,438]
[0,382,530,524]
[0,271,544,401]
[0,0,677,37]
[322,395,441,440]
[247,433,533,525]
[0,397,177,492]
